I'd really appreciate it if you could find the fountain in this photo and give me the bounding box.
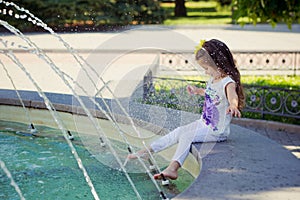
[0,1,201,199]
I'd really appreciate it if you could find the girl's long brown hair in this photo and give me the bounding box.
[197,39,245,110]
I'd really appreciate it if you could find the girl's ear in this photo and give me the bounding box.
[218,68,226,75]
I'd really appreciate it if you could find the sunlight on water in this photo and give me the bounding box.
[0,120,194,200]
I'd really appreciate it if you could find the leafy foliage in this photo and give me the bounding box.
[113,0,166,25]
[0,0,166,32]
[216,0,232,6]
[161,0,232,25]
[232,0,300,29]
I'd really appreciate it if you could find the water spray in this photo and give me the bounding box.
[0,2,174,198]
[0,59,37,135]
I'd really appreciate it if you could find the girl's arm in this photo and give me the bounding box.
[187,85,205,96]
[225,82,241,118]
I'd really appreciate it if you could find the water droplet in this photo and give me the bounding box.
[8,9,13,16]
[17,45,27,50]
[20,14,27,19]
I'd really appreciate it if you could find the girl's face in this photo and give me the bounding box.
[197,60,220,78]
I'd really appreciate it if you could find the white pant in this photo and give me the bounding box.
[150,119,226,166]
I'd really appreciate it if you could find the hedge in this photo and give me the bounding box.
[0,0,166,32]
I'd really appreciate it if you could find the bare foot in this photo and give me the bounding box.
[127,149,149,159]
[154,161,180,180]
[154,170,178,180]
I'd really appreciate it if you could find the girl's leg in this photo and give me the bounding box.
[150,120,200,153]
[171,120,216,166]
[154,160,180,180]
[128,120,223,160]
[154,120,221,180]
[153,130,196,180]
[153,120,201,180]
[127,122,190,159]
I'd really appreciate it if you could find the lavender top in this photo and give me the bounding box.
[201,76,235,136]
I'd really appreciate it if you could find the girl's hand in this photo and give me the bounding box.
[186,85,205,96]
[226,105,241,118]
[225,82,241,118]
[186,85,195,95]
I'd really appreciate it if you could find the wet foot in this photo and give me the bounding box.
[154,169,178,180]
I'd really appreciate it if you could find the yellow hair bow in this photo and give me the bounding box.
[194,39,206,54]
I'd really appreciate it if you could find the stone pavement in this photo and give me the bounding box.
[240,124,300,159]
[232,118,300,159]
[176,124,300,200]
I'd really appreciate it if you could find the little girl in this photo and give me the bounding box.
[129,39,245,180]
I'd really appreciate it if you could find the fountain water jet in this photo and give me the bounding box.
[0,19,168,199]
[0,0,164,176]
[0,159,25,200]
[0,1,203,199]
[0,47,101,200]
[0,59,37,134]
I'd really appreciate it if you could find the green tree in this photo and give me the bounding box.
[175,0,187,17]
[113,0,166,25]
[0,0,166,32]
[232,0,300,29]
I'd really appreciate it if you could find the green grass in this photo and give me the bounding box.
[241,75,300,90]
[180,75,300,90]
[161,1,233,25]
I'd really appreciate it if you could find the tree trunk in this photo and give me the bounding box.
[175,0,186,17]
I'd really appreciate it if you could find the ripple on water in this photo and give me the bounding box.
[0,120,195,199]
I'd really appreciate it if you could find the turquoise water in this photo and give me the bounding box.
[0,120,194,200]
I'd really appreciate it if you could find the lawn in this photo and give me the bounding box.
[241,76,300,90]
[161,1,233,25]
[180,75,300,90]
